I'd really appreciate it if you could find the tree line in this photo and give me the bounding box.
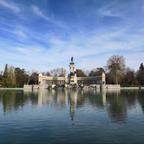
[106,55,144,86]
[0,55,144,87]
[0,66,68,88]
[0,64,39,88]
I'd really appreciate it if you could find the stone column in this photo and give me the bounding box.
[101,72,106,90]
[102,72,106,85]
[74,72,77,84]
[69,58,75,73]
[38,73,43,85]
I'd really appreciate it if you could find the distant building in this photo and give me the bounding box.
[38,57,106,87]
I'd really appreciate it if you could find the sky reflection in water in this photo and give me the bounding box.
[0,89,144,144]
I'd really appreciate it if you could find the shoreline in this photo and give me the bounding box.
[120,87,144,90]
[0,88,24,90]
[0,87,144,90]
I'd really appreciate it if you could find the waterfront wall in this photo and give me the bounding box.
[24,84,49,89]
[24,85,40,89]
[105,84,120,89]
[24,84,121,90]
[24,85,32,89]
[121,87,144,90]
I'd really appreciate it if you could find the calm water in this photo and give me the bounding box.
[0,89,144,144]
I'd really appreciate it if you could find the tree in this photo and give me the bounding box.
[42,72,51,76]
[89,68,104,76]
[8,66,16,87]
[15,68,29,87]
[50,68,67,77]
[2,64,9,87]
[29,72,38,85]
[106,55,125,84]
[0,71,3,87]
[76,69,86,77]
[124,68,137,86]
[46,72,51,76]
[137,63,144,85]
[2,64,16,87]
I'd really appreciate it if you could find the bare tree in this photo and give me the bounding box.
[106,55,125,84]
[50,68,67,77]
[42,72,51,76]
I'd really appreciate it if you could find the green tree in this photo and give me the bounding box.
[137,63,144,85]
[89,68,104,76]
[76,69,86,77]
[9,66,16,87]
[124,68,137,86]
[0,71,3,87]
[2,64,9,87]
[15,68,29,87]
[29,72,38,85]
[2,64,16,87]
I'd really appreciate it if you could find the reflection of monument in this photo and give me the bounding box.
[102,90,106,106]
[1,88,128,124]
[37,89,127,122]
[70,101,75,121]
[38,57,106,87]
[69,90,78,121]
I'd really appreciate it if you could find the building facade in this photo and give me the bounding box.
[38,57,106,87]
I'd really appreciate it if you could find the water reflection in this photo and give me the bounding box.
[0,89,144,122]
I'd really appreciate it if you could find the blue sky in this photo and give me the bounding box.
[0,0,144,72]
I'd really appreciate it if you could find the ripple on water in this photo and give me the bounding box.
[0,89,144,144]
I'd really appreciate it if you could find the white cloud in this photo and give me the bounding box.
[32,5,50,21]
[16,47,31,55]
[14,30,27,38]
[0,0,20,13]
[0,23,144,71]
[15,46,42,55]
[98,8,121,17]
[0,26,28,39]
[32,5,67,29]
[0,0,144,72]
[97,1,122,17]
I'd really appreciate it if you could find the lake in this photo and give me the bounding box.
[0,89,144,144]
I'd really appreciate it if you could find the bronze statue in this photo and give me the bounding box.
[71,57,73,62]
